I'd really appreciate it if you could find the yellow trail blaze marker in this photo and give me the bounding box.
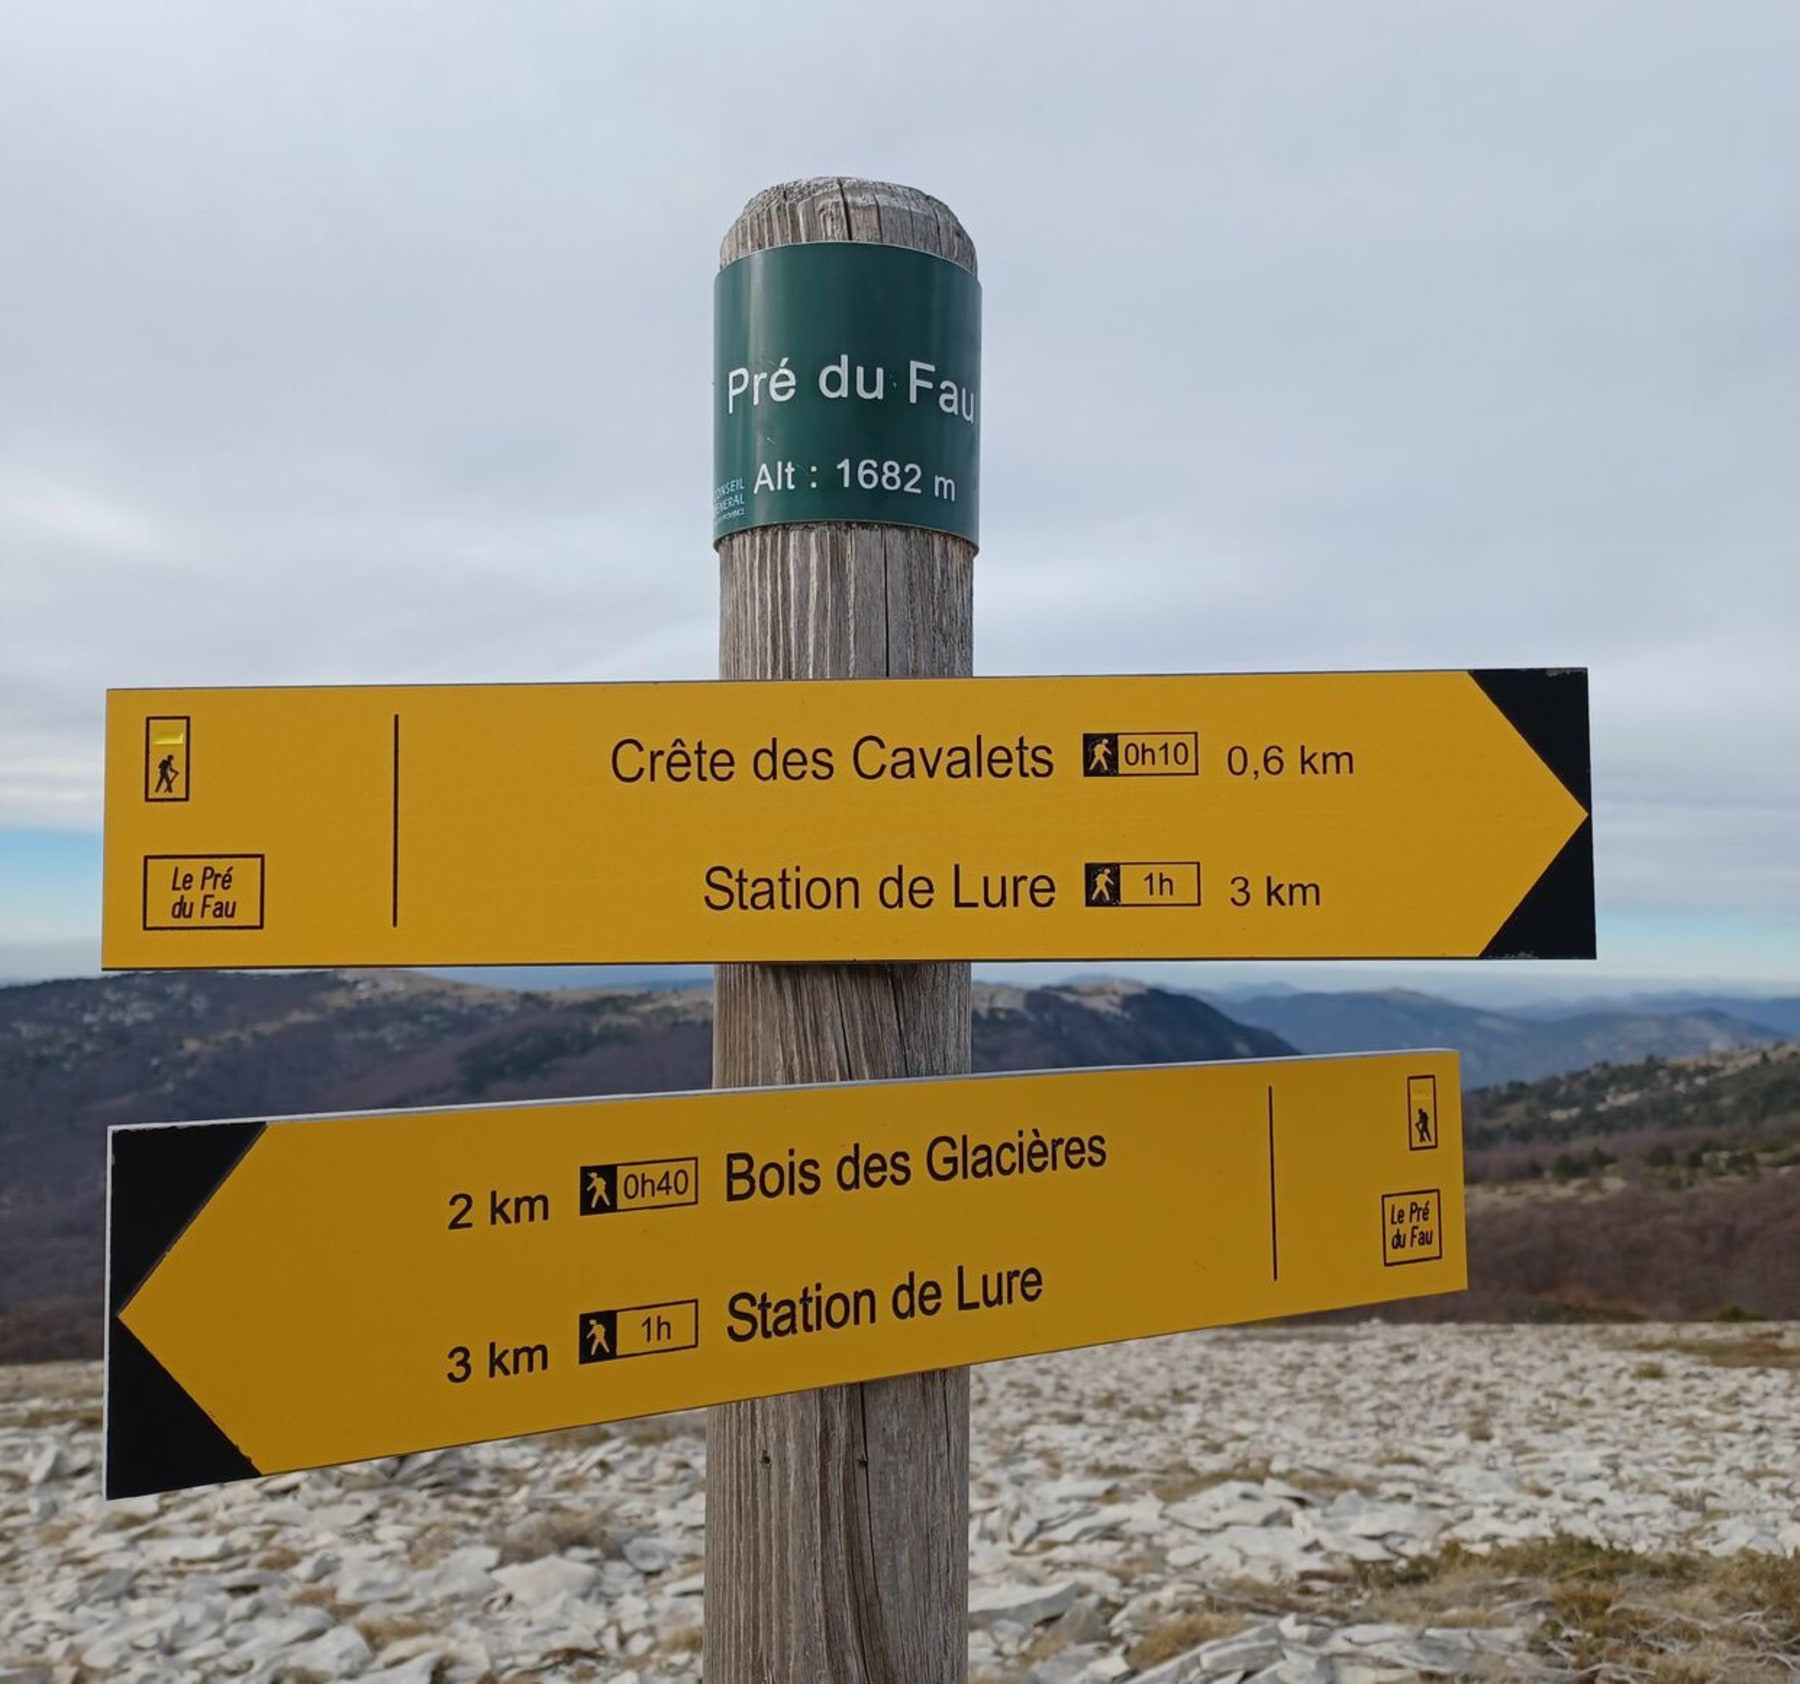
[102,670,1591,966]
[106,1051,1465,1496]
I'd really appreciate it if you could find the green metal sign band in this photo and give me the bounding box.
[713,242,981,547]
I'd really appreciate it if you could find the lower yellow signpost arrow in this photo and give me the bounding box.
[107,1051,1465,1497]
[101,668,1591,967]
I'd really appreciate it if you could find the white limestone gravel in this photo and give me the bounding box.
[2,1322,1795,1682]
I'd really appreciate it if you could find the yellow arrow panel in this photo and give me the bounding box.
[102,672,1588,966]
[112,1053,1464,1488]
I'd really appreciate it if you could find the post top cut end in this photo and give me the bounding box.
[721,177,977,274]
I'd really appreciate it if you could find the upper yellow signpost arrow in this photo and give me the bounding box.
[102,669,1590,967]
[106,1051,1465,1496]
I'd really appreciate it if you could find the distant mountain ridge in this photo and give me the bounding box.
[1504,992,1800,1038]
[1211,987,1787,1086]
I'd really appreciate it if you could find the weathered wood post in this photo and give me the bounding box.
[707,178,978,1683]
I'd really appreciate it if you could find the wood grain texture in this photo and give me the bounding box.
[707,178,975,1684]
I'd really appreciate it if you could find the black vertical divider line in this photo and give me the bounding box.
[1266,1086,1279,1282]
[391,714,400,927]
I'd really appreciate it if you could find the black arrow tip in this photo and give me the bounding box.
[106,1119,268,1496]
[105,1317,262,1497]
[1481,817,1597,959]
[1470,667,1592,811]
[109,1120,267,1311]
[1469,669,1595,959]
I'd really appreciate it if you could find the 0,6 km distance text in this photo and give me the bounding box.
[1225,744,1355,780]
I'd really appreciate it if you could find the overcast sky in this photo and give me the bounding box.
[4,1,1796,993]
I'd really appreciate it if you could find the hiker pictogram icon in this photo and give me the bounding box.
[578,1310,618,1364]
[581,1166,615,1213]
[1406,1075,1439,1151]
[1085,862,1119,907]
[145,716,190,802]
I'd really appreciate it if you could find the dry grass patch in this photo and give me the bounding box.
[657,1624,704,1658]
[10,1402,103,1431]
[1089,1461,1143,1481]
[290,1584,352,1618]
[1632,1330,1800,1371]
[1277,1467,1378,1502]
[0,1361,102,1407]
[1121,1577,1345,1669]
[1150,1456,1269,1503]
[518,1408,703,1452]
[1149,1458,1373,1505]
[1361,1538,1800,1681]
[27,1517,78,1556]
[1348,1551,1533,1631]
[354,1612,440,1649]
[1135,1538,1800,1680]
[496,1505,618,1564]
[611,1409,705,1446]
[520,1421,616,1452]
[1149,1467,1216,1503]
[404,1523,469,1569]
[1125,1609,1243,1669]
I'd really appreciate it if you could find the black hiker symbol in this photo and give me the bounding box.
[1082,733,1120,777]
[1406,1076,1439,1149]
[154,753,179,794]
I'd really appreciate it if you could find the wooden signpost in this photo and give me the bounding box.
[708,178,977,1684]
[95,176,1596,1684]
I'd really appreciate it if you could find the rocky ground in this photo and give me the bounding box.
[3,1323,1797,1683]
